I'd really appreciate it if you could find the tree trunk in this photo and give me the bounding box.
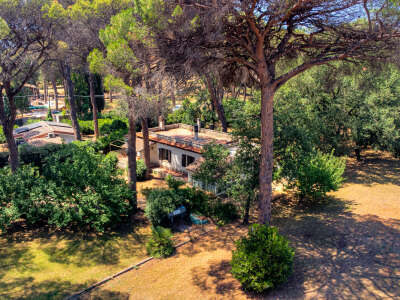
[141,117,151,178]
[243,196,251,225]
[89,72,99,140]
[63,79,68,99]
[258,84,275,225]
[4,123,18,172]
[127,100,137,211]
[0,89,19,172]
[51,80,59,111]
[204,75,228,132]
[43,81,48,105]
[355,148,361,162]
[171,82,176,107]
[63,63,81,141]
[109,89,113,103]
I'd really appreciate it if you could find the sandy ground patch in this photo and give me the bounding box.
[83,151,400,300]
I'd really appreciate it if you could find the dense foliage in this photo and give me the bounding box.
[0,126,5,144]
[231,224,294,293]
[72,72,105,120]
[19,144,64,169]
[276,63,400,158]
[295,151,346,201]
[146,226,175,258]
[136,159,147,181]
[0,143,134,232]
[144,178,237,227]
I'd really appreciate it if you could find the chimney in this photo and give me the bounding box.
[194,124,199,140]
[196,118,201,132]
[158,116,165,131]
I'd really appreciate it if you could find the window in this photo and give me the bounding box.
[182,154,195,167]
[159,148,171,163]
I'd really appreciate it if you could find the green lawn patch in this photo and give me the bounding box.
[0,221,151,299]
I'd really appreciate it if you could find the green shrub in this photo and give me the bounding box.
[19,144,64,169]
[296,151,346,201]
[231,224,294,293]
[146,226,175,258]
[78,120,94,135]
[208,200,238,225]
[165,175,185,191]
[0,152,8,168]
[136,159,147,181]
[144,189,181,226]
[179,187,209,215]
[100,119,128,135]
[46,108,53,121]
[0,144,134,232]
[97,129,125,154]
[0,127,5,144]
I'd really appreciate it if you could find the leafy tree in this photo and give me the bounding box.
[45,0,133,139]
[89,2,163,197]
[72,72,104,120]
[153,0,400,224]
[0,144,133,232]
[224,140,260,225]
[0,0,55,171]
[192,143,230,190]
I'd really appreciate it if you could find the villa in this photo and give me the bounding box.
[13,121,76,147]
[136,122,236,190]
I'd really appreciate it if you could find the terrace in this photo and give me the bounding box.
[142,124,235,154]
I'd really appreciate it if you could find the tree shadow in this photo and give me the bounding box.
[190,195,399,299]
[0,214,151,299]
[1,213,150,267]
[344,151,400,186]
[78,290,130,300]
[266,196,400,299]
[177,224,246,258]
[0,278,93,300]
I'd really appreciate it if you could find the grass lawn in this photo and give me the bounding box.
[0,179,172,300]
[0,215,151,300]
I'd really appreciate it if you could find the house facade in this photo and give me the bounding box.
[136,123,236,177]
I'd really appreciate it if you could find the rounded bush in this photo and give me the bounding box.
[297,151,345,201]
[146,226,175,258]
[144,189,180,226]
[231,224,294,293]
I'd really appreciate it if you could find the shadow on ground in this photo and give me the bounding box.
[0,213,150,299]
[189,196,400,299]
[344,151,400,186]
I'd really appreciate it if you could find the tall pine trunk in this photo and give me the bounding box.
[204,74,228,132]
[243,195,251,225]
[63,79,68,100]
[127,100,137,211]
[258,83,275,225]
[0,88,19,172]
[63,63,81,141]
[141,117,151,178]
[44,81,48,105]
[51,80,59,111]
[89,73,99,140]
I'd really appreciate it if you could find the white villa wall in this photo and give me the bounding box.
[138,143,158,166]
[156,143,201,173]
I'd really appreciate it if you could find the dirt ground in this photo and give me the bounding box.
[83,151,400,300]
